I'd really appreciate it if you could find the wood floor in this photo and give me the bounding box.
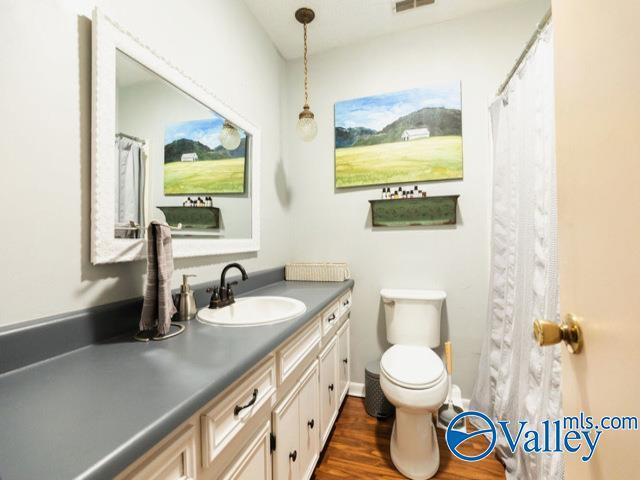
[312,397,505,480]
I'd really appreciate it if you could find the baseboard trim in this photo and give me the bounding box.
[348,382,365,398]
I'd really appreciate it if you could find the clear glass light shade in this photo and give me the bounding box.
[219,122,241,150]
[297,109,317,142]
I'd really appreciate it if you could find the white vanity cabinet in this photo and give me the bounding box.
[296,363,320,480]
[116,289,352,480]
[318,337,339,447]
[337,319,351,403]
[220,422,272,480]
[272,387,300,480]
[116,424,198,480]
[272,362,319,480]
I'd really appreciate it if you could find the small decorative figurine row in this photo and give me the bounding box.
[381,185,428,199]
[182,196,214,207]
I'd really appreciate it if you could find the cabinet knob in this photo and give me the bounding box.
[328,383,334,391]
[289,450,297,462]
[308,419,315,429]
[342,358,348,364]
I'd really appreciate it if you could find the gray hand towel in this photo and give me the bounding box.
[139,221,177,336]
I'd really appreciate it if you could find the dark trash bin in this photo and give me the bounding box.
[364,360,395,419]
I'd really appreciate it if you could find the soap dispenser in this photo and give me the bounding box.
[177,274,197,321]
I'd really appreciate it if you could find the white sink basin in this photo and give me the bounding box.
[197,296,307,327]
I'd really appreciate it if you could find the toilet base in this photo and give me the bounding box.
[389,409,440,480]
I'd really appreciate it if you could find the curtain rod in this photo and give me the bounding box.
[496,8,552,96]
[116,132,146,144]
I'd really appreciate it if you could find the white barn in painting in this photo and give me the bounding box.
[181,152,198,162]
[401,128,430,141]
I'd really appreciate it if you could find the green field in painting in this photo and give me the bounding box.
[164,158,245,194]
[335,135,463,188]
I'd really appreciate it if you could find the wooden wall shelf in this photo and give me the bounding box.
[368,195,459,227]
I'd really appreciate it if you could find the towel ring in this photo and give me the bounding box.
[134,322,186,342]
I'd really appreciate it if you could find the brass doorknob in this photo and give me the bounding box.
[533,313,584,354]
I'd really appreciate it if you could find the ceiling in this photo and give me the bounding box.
[242,0,529,60]
[116,51,159,87]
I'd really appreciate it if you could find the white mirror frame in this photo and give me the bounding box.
[91,9,260,264]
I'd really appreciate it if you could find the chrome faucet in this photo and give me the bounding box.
[208,263,249,309]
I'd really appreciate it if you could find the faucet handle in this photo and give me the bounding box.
[207,286,221,309]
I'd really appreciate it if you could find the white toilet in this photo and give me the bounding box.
[379,289,449,480]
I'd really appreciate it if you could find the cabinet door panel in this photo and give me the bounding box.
[220,422,272,480]
[118,425,197,480]
[297,362,319,480]
[272,391,300,480]
[318,337,338,447]
[337,319,351,403]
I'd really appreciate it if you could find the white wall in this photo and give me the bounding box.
[0,0,548,397]
[283,0,550,395]
[0,0,291,326]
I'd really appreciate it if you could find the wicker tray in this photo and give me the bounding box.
[285,263,351,282]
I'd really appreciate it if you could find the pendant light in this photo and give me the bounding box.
[295,7,317,142]
[220,120,241,150]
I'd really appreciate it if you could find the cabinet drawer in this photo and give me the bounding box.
[119,425,197,480]
[219,421,272,480]
[321,301,340,336]
[277,318,321,385]
[201,357,276,468]
[339,290,352,317]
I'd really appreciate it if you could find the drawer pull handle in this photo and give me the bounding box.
[343,358,348,364]
[289,450,298,462]
[343,300,350,306]
[308,419,315,429]
[328,313,336,322]
[328,383,334,391]
[234,388,258,416]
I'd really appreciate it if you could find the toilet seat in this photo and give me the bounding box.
[381,345,445,390]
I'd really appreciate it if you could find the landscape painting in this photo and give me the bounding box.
[334,84,463,188]
[164,117,247,194]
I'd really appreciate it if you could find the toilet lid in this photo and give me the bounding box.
[380,345,445,390]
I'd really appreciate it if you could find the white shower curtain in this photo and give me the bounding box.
[115,136,146,237]
[471,23,562,480]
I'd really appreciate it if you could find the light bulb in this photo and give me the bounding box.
[220,122,241,150]
[297,106,317,142]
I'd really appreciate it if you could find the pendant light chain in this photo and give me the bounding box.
[303,21,309,107]
[295,7,317,141]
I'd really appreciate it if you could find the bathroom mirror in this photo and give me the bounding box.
[91,9,260,264]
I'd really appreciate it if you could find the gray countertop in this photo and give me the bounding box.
[0,279,354,480]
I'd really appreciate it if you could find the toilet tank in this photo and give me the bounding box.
[381,289,446,348]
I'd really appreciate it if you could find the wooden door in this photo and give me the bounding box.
[553,0,640,478]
